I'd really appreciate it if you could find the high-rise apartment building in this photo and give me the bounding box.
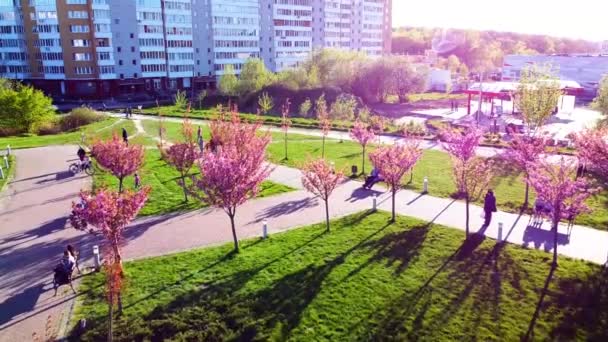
[0,0,391,99]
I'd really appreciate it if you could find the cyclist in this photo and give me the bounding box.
[77,146,86,162]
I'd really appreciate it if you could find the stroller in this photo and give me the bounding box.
[53,261,76,295]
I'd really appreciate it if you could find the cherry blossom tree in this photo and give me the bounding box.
[369,140,422,222]
[103,254,123,342]
[281,98,292,160]
[70,187,150,265]
[194,113,272,252]
[92,134,145,192]
[165,143,201,202]
[301,159,343,232]
[505,134,547,207]
[315,94,331,158]
[574,128,608,179]
[349,120,375,175]
[441,125,491,236]
[528,158,597,265]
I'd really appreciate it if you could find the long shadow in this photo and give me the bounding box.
[522,224,570,252]
[7,172,60,184]
[36,170,74,184]
[248,196,318,224]
[0,193,76,218]
[503,209,525,242]
[522,264,556,341]
[345,187,383,203]
[0,216,68,254]
[406,192,426,205]
[0,283,44,327]
[548,267,608,340]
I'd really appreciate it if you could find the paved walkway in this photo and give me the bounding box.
[0,146,96,341]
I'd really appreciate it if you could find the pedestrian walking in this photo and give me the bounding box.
[483,189,497,227]
[198,134,204,152]
[122,127,128,145]
[134,172,141,188]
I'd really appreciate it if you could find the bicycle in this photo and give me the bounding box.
[69,158,95,176]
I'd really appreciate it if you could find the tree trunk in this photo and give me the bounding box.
[108,293,113,342]
[229,213,239,252]
[524,181,530,208]
[181,173,188,202]
[552,208,560,266]
[322,136,326,158]
[324,199,330,232]
[118,176,124,193]
[361,145,366,175]
[391,189,396,222]
[111,242,123,314]
[465,195,470,237]
[284,131,288,160]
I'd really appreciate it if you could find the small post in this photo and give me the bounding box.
[6,145,11,156]
[0,166,4,179]
[81,132,86,143]
[423,176,428,193]
[497,222,503,242]
[92,245,101,271]
[262,220,268,239]
[3,155,8,169]
[372,194,377,211]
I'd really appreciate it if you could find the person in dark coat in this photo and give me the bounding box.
[483,189,497,226]
[122,127,128,145]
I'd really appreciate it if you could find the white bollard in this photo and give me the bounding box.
[372,194,377,211]
[92,245,101,271]
[3,155,7,169]
[497,222,503,242]
[0,166,4,179]
[423,176,428,193]
[262,220,268,239]
[6,145,11,156]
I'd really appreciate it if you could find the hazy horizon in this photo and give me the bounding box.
[392,0,607,42]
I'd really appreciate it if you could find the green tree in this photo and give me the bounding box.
[515,64,563,135]
[258,92,274,115]
[329,94,357,138]
[0,81,55,133]
[593,76,608,128]
[388,56,428,103]
[174,90,188,110]
[299,98,312,117]
[218,65,238,96]
[237,58,274,96]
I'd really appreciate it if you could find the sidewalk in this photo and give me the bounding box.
[118,161,608,265]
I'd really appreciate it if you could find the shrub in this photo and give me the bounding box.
[60,107,104,132]
[38,120,61,135]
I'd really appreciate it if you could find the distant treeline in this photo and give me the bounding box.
[392,27,600,71]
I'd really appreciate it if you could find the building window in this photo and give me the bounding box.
[133,73,138,78]
[131,46,135,52]
[71,39,90,47]
[117,47,122,52]
[74,67,93,75]
[67,0,87,4]
[73,53,91,61]
[130,33,134,38]
[69,25,90,33]
[132,60,136,65]
[119,60,123,65]
[68,11,88,19]
[120,73,124,79]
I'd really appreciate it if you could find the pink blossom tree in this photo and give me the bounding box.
[92,134,145,192]
[163,117,201,202]
[505,134,547,207]
[349,120,375,175]
[194,113,272,252]
[441,125,492,236]
[574,128,608,179]
[301,159,343,232]
[281,98,292,160]
[528,158,597,265]
[369,141,422,222]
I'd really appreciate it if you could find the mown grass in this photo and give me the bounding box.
[142,119,608,230]
[71,210,607,341]
[93,149,294,216]
[0,154,15,191]
[0,117,137,149]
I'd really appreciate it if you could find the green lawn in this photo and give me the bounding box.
[0,154,15,191]
[142,119,608,230]
[93,149,294,216]
[71,211,607,341]
[0,117,137,149]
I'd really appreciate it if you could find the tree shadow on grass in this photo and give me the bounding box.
[547,267,608,341]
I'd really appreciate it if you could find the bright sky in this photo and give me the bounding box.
[393,0,608,41]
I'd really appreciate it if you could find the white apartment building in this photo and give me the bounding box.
[0,0,391,99]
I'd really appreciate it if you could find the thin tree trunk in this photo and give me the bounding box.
[391,189,396,222]
[324,199,330,232]
[284,131,288,160]
[111,242,123,314]
[552,219,558,266]
[465,195,470,237]
[181,173,188,202]
[524,181,530,208]
[229,212,239,252]
[108,293,113,342]
[322,135,326,158]
[362,145,366,175]
[118,176,124,193]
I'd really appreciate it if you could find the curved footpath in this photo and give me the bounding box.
[1,145,606,339]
